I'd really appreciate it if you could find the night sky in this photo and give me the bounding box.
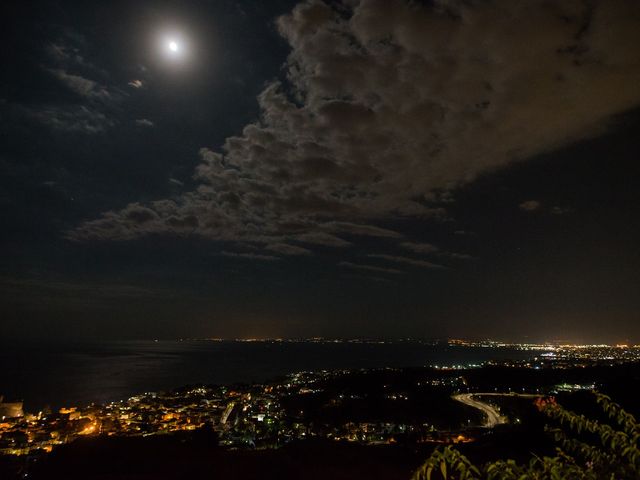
[1,0,639,342]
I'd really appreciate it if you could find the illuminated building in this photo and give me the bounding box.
[0,396,24,419]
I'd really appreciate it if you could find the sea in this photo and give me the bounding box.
[0,340,537,412]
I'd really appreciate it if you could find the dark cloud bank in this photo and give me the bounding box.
[71,0,640,274]
[70,0,640,273]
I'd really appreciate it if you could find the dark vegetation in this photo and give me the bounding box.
[9,436,424,480]
[281,369,483,429]
[414,392,640,479]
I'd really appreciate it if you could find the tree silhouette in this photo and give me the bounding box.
[412,392,639,479]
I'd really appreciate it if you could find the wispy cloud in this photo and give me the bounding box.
[32,105,115,134]
[400,241,472,261]
[13,36,125,135]
[0,276,168,301]
[327,222,403,239]
[339,262,403,275]
[519,200,542,212]
[551,206,573,215]
[221,251,280,261]
[400,242,439,254]
[368,254,444,270]
[49,68,112,100]
[294,232,351,247]
[128,79,144,88]
[265,243,312,256]
[135,119,154,127]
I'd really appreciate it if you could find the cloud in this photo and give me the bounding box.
[519,200,542,212]
[121,203,159,223]
[71,202,192,241]
[343,273,391,283]
[339,261,403,275]
[326,222,403,238]
[519,201,573,215]
[128,79,144,88]
[400,242,439,254]
[221,251,280,261]
[367,254,444,270]
[45,38,123,105]
[446,253,474,261]
[32,105,115,134]
[294,231,351,247]
[400,241,472,261]
[135,119,154,127]
[0,276,168,302]
[73,0,640,251]
[49,68,112,100]
[265,243,312,256]
[551,206,573,215]
[8,37,124,135]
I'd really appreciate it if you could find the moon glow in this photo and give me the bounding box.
[156,31,192,66]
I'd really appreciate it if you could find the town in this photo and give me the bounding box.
[2,342,639,457]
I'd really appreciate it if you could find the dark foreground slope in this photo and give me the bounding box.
[4,436,422,480]
[0,425,556,480]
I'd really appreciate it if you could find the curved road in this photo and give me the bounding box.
[453,393,507,427]
[453,392,544,428]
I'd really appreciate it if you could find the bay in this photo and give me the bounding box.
[0,340,535,411]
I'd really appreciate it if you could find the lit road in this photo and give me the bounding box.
[452,392,544,428]
[453,394,506,427]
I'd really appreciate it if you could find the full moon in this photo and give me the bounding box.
[157,32,190,65]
